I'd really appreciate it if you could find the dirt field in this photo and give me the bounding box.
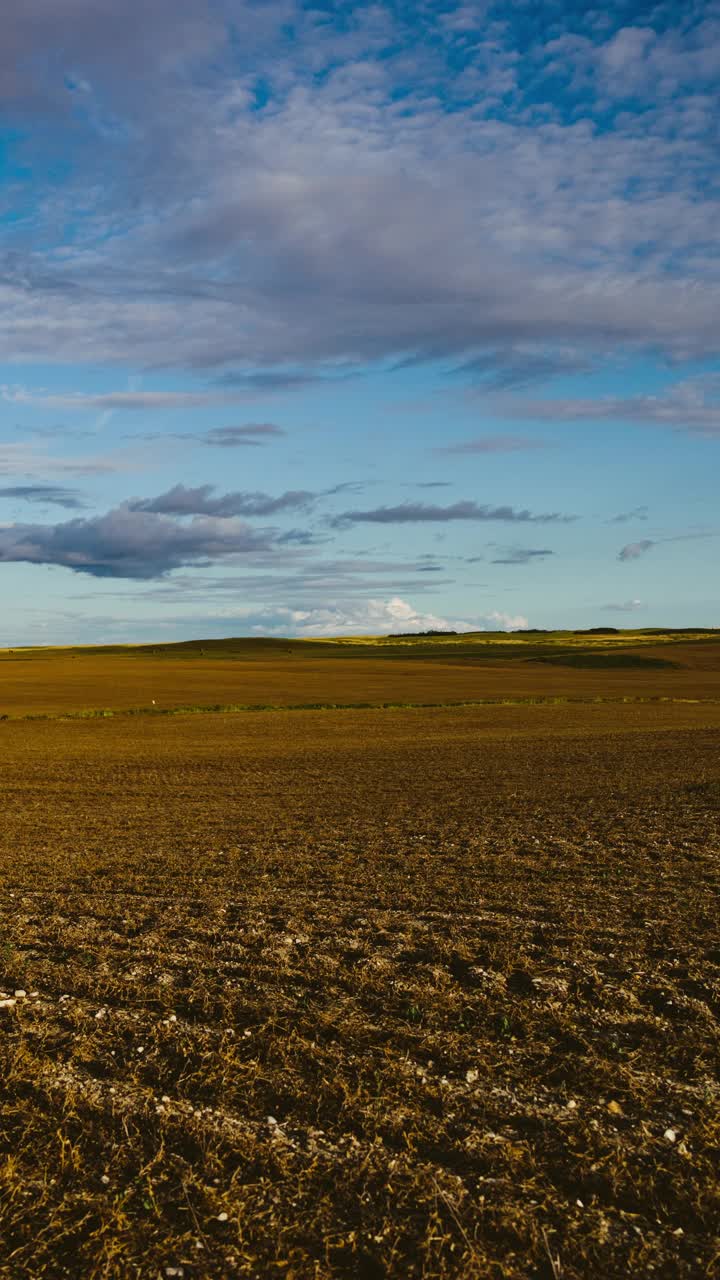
[1,634,719,1277]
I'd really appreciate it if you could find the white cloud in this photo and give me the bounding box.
[618,540,655,561]
[604,598,644,612]
[254,597,528,637]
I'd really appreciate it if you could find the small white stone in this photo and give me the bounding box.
[267,1116,278,1127]
[576,1199,584,1208]
[664,1128,677,1143]
[100,1175,110,1185]
[465,1069,478,1084]
[566,1100,577,1110]
[0,999,17,1009]
[136,1046,144,1054]
[162,1095,171,1103]
[217,1212,229,1222]
[168,1014,177,1023]
[14,989,27,999]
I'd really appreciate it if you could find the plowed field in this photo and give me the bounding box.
[1,635,719,1278]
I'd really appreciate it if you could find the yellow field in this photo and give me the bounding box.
[1,632,719,716]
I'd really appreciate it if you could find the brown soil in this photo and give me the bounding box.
[1,692,719,1278]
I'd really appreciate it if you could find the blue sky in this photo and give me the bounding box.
[0,0,719,640]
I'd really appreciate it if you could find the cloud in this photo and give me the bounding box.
[331,501,574,528]
[496,380,720,437]
[609,506,648,524]
[452,347,592,391]
[0,484,85,509]
[0,441,139,476]
[117,558,460,606]
[2,387,239,412]
[436,435,548,456]
[490,547,554,565]
[604,599,644,612]
[203,423,286,447]
[36,597,528,643]
[129,483,314,518]
[0,4,719,378]
[245,597,529,637]
[0,505,274,578]
[618,539,655,561]
[0,0,230,111]
[617,528,719,562]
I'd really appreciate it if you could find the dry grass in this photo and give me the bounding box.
[1,685,719,1277]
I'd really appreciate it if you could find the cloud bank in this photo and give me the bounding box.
[0,506,273,578]
[1,2,720,377]
[252,598,529,638]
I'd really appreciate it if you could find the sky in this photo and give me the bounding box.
[1,0,719,642]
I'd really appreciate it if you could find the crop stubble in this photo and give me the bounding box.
[0,647,719,1278]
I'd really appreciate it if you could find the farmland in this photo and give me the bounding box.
[0,631,719,1278]
[2,628,720,717]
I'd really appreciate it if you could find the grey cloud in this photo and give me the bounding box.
[452,347,592,391]
[129,483,314,518]
[331,501,574,528]
[0,484,85,509]
[3,388,241,412]
[609,506,648,524]
[0,5,719,376]
[496,382,720,436]
[213,371,338,392]
[490,547,554,565]
[0,0,228,109]
[0,505,273,578]
[437,435,547,456]
[82,556,460,603]
[0,441,141,476]
[617,528,718,562]
[204,423,286,447]
[618,539,655,561]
